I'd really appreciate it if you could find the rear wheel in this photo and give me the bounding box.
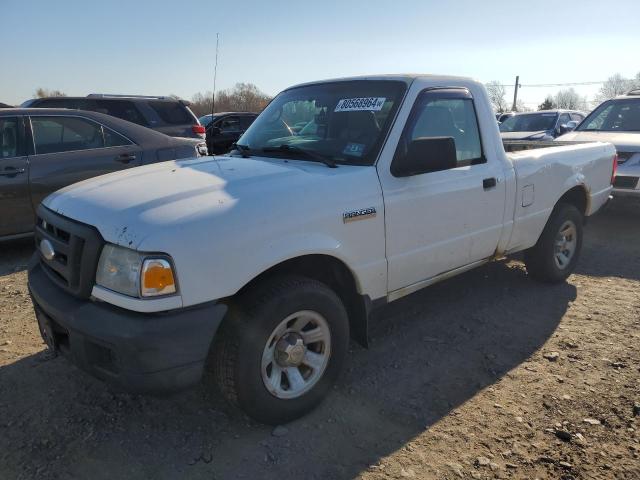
[524,203,583,283]
[211,275,349,424]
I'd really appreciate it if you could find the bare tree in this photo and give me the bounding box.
[515,99,532,112]
[595,74,632,102]
[554,88,588,110]
[35,88,66,98]
[485,81,508,113]
[190,91,214,118]
[190,83,272,117]
[538,96,555,110]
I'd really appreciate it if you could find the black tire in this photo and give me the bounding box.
[524,202,583,283]
[211,275,349,425]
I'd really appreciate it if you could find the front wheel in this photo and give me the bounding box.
[524,203,583,283]
[211,275,349,424]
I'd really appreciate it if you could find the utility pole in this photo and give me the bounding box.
[211,33,220,118]
[512,75,520,112]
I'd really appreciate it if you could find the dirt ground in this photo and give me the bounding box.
[1,199,639,480]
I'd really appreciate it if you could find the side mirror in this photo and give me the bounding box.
[565,120,578,132]
[209,126,221,136]
[557,121,577,136]
[392,137,457,177]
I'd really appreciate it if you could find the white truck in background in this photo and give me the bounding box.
[28,74,616,424]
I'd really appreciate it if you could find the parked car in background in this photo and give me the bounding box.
[0,102,13,109]
[199,112,258,154]
[500,110,586,141]
[22,94,206,140]
[0,108,206,240]
[496,111,514,124]
[558,90,640,198]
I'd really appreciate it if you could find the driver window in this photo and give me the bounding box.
[558,113,571,126]
[407,96,484,167]
[31,116,104,154]
[219,117,241,133]
[0,118,23,159]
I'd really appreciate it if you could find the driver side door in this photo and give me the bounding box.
[0,116,32,237]
[378,88,506,294]
[210,116,242,153]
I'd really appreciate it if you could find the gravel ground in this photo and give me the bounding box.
[1,199,639,480]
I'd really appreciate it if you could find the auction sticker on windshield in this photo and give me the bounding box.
[343,142,365,157]
[335,97,386,112]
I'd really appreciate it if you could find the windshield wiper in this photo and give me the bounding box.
[230,143,252,158]
[261,144,337,168]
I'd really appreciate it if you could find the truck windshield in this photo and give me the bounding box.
[236,80,407,166]
[577,99,640,132]
[499,112,558,132]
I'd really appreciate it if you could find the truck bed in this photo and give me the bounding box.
[502,140,589,153]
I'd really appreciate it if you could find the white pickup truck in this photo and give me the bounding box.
[28,75,616,424]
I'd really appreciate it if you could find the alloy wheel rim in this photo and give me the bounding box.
[554,220,577,270]
[261,310,331,399]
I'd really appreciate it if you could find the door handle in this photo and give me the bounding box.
[114,153,136,164]
[483,177,497,190]
[0,167,26,177]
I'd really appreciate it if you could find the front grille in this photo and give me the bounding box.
[34,205,103,298]
[613,176,639,190]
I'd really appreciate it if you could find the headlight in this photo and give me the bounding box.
[95,244,177,298]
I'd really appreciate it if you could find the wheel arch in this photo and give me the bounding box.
[556,185,589,216]
[233,254,372,347]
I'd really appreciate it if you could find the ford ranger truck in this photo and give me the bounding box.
[28,75,616,424]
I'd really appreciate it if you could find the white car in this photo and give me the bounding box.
[28,74,616,424]
[559,89,640,198]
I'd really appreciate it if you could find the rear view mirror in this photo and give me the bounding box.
[392,137,458,177]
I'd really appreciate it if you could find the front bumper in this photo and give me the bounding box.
[28,254,227,394]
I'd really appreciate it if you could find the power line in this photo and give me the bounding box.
[497,81,605,88]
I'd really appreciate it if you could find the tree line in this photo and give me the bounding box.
[486,72,640,113]
[30,83,272,117]
[188,83,272,117]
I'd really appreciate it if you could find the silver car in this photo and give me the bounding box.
[558,89,640,198]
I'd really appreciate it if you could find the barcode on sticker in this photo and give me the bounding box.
[335,97,386,112]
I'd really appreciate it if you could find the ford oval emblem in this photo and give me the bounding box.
[40,239,55,261]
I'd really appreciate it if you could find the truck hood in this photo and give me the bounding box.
[557,131,640,151]
[43,155,367,249]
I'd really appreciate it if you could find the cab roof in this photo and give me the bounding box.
[286,74,477,91]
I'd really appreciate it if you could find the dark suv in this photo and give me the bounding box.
[199,112,258,154]
[22,94,206,140]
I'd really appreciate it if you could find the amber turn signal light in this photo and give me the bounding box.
[141,258,176,297]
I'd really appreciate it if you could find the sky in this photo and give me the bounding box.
[2,0,639,109]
